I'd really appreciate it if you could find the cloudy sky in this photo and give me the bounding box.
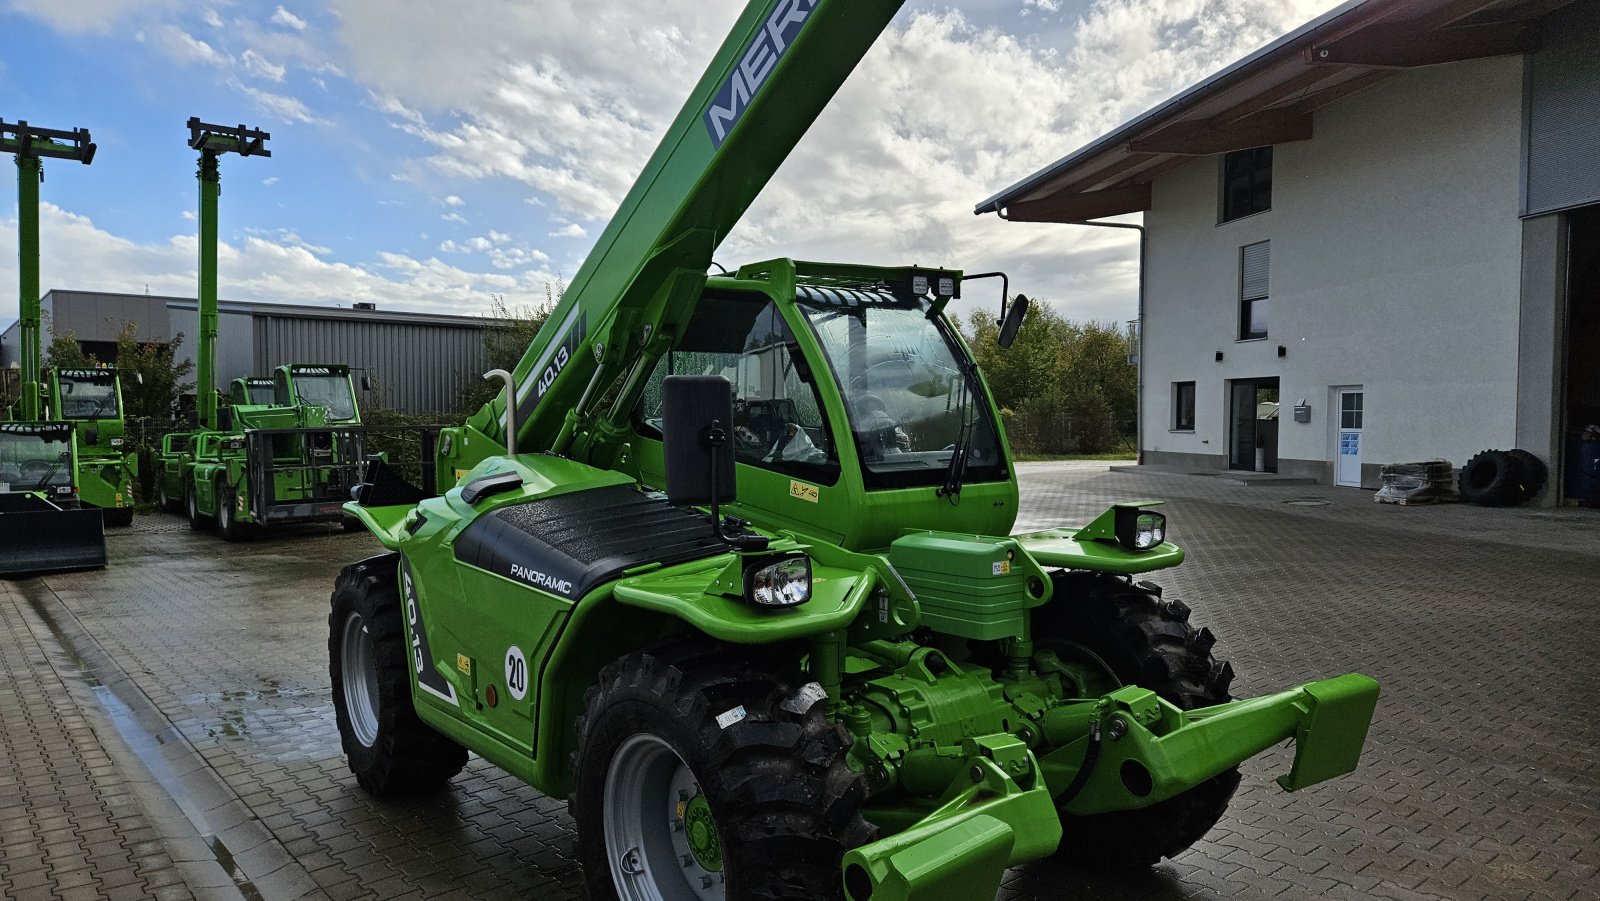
[0,0,1339,333]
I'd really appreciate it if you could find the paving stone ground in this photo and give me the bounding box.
[3,464,1597,900]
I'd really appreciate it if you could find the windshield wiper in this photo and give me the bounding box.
[937,363,976,501]
[35,451,71,492]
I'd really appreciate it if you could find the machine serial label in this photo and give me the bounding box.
[704,0,815,148]
[789,480,819,503]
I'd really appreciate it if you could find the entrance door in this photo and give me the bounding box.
[1336,388,1363,487]
[1229,378,1280,471]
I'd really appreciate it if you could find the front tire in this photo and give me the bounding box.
[217,484,253,542]
[573,642,874,901]
[328,554,466,795]
[1040,572,1240,870]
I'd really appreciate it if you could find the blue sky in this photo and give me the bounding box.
[1,0,1336,333]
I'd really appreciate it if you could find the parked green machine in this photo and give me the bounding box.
[48,367,137,527]
[184,363,367,538]
[1,118,108,575]
[328,3,1379,899]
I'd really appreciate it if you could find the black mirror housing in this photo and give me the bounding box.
[998,293,1030,349]
[662,375,736,506]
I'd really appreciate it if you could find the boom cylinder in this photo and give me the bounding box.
[196,152,220,431]
[16,155,40,420]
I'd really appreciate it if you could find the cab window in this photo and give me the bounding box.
[635,293,839,485]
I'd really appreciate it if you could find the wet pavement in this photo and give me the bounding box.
[1,464,1597,901]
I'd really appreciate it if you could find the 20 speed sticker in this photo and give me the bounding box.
[504,646,529,701]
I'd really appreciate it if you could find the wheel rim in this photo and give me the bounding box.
[603,733,725,901]
[186,489,195,520]
[219,491,232,530]
[340,611,381,748]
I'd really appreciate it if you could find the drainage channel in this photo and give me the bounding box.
[20,580,317,901]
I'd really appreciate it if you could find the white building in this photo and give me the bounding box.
[979,0,1600,504]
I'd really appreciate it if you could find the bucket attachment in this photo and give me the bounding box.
[0,492,107,577]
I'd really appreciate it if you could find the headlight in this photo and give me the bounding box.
[743,554,812,608]
[110,438,124,447]
[1114,508,1167,551]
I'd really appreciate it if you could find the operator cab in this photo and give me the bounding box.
[0,423,76,500]
[628,262,1016,548]
[53,369,121,422]
[232,377,276,407]
[276,364,360,424]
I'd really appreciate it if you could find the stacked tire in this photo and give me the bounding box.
[1458,449,1547,506]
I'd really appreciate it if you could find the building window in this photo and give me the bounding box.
[1221,146,1272,222]
[1239,240,1269,340]
[1173,382,1196,431]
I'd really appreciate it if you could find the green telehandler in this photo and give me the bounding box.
[48,367,138,527]
[329,3,1380,900]
[1,118,108,575]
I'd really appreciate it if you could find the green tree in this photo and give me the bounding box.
[46,331,100,369]
[454,286,559,414]
[115,324,195,501]
[963,300,1134,456]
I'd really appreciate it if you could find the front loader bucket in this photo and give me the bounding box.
[0,493,107,577]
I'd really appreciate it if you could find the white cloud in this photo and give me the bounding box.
[334,0,1336,320]
[547,223,587,239]
[0,204,556,323]
[180,210,196,221]
[443,195,465,207]
[262,176,280,186]
[156,26,225,65]
[202,8,221,27]
[241,48,287,82]
[239,85,321,124]
[441,212,467,224]
[6,0,177,35]
[271,5,307,31]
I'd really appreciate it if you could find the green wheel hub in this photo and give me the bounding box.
[683,795,722,872]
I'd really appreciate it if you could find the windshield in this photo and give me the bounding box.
[57,373,119,420]
[236,381,275,405]
[0,429,74,494]
[635,293,839,484]
[293,374,357,421]
[796,287,1004,489]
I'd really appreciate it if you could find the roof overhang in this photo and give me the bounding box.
[976,0,1573,223]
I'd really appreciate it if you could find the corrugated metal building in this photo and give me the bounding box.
[1,289,507,414]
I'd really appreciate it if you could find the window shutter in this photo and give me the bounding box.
[1241,241,1270,300]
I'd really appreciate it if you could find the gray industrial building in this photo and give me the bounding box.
[0,289,506,414]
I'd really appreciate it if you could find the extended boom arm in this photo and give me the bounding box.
[465,0,907,457]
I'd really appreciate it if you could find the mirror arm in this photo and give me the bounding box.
[705,422,768,552]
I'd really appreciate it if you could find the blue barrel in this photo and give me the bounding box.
[1566,439,1600,503]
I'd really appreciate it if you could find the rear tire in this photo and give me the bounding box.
[185,483,209,531]
[158,479,180,514]
[573,641,874,901]
[1458,450,1529,506]
[1039,572,1240,870]
[1505,449,1547,498]
[329,554,466,795]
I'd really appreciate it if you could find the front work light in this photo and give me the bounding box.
[1114,507,1167,551]
[743,554,812,608]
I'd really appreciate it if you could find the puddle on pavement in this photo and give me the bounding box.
[183,680,338,759]
[22,588,269,901]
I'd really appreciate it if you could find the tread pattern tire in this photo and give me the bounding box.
[328,554,467,795]
[1039,571,1240,870]
[1505,449,1548,498]
[217,484,253,542]
[572,639,875,901]
[185,485,208,531]
[1458,450,1530,506]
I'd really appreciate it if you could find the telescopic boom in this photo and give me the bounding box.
[464,0,907,456]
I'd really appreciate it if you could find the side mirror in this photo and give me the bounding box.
[998,294,1030,349]
[662,375,736,507]
[360,374,373,391]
